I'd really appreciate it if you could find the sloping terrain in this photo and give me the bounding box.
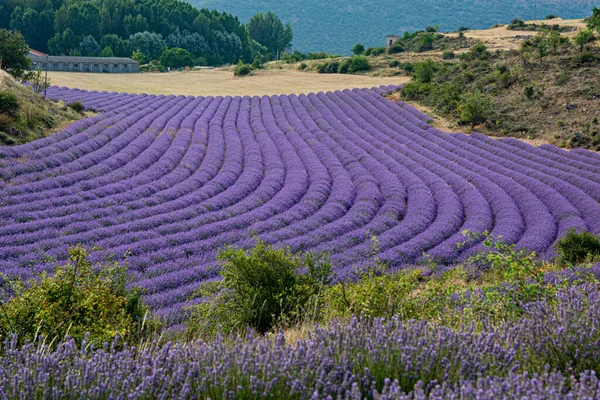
[1,85,599,322]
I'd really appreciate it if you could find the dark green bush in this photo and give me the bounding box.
[524,85,535,99]
[234,64,252,76]
[442,50,455,60]
[0,113,14,132]
[546,14,559,19]
[339,56,370,74]
[67,101,85,113]
[187,241,332,338]
[458,26,470,32]
[556,229,600,265]
[0,245,151,348]
[317,60,340,73]
[417,34,435,51]
[0,91,19,117]
[388,59,400,68]
[457,90,493,128]
[364,47,387,56]
[413,59,435,83]
[387,42,404,54]
[298,62,308,70]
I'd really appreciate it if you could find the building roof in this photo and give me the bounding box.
[386,34,401,38]
[29,55,138,65]
[28,49,47,57]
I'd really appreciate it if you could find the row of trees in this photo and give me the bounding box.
[1,0,293,67]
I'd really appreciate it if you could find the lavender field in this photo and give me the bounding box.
[1,84,600,324]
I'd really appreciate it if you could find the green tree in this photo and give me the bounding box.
[457,90,493,128]
[129,31,166,60]
[131,49,147,64]
[0,29,31,78]
[413,59,435,83]
[587,7,600,33]
[54,2,101,40]
[48,28,79,55]
[99,46,114,57]
[548,31,562,53]
[79,35,100,56]
[351,43,365,55]
[100,34,130,57]
[574,29,594,52]
[160,47,194,69]
[248,11,293,59]
[9,7,54,53]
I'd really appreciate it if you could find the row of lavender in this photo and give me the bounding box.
[1,84,600,321]
[2,285,600,399]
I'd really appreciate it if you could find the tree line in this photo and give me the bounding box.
[0,0,292,67]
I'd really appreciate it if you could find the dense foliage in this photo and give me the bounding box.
[0,245,149,347]
[0,29,31,78]
[1,0,291,66]
[1,84,600,324]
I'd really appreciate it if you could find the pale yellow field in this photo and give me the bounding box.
[48,69,409,96]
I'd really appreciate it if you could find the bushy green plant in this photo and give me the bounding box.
[556,229,600,265]
[442,50,455,60]
[0,91,19,117]
[413,59,435,83]
[187,241,332,338]
[317,60,340,73]
[574,29,594,52]
[339,56,370,73]
[298,62,308,70]
[0,245,150,348]
[388,59,399,68]
[233,64,252,76]
[457,89,493,128]
[387,42,404,54]
[524,85,535,99]
[351,43,365,55]
[364,47,387,56]
[67,101,85,113]
[0,113,14,133]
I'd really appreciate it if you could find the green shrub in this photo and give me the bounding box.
[387,42,404,54]
[556,229,600,265]
[0,113,14,132]
[546,14,559,20]
[364,47,386,56]
[317,60,340,73]
[0,91,19,117]
[298,62,307,70]
[67,101,85,113]
[457,90,493,128]
[351,43,365,55]
[339,56,370,73]
[508,19,526,30]
[234,64,252,76]
[413,59,435,83]
[524,85,535,99]
[442,50,455,60]
[0,245,150,348]
[187,241,332,338]
[458,26,470,32]
[388,59,400,68]
[417,34,435,51]
[574,29,595,52]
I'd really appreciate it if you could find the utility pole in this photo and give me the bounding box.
[44,55,48,98]
[533,0,537,20]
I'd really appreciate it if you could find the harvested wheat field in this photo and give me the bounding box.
[48,69,409,96]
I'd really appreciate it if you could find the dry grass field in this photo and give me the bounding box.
[48,69,409,96]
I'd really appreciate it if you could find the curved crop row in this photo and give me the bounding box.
[1,84,599,320]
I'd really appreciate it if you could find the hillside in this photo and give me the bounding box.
[0,71,84,145]
[191,0,594,53]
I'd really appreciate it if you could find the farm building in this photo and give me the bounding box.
[27,51,139,73]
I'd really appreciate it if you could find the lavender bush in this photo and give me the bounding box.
[1,285,600,399]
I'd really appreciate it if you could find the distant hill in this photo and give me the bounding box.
[190,0,595,54]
